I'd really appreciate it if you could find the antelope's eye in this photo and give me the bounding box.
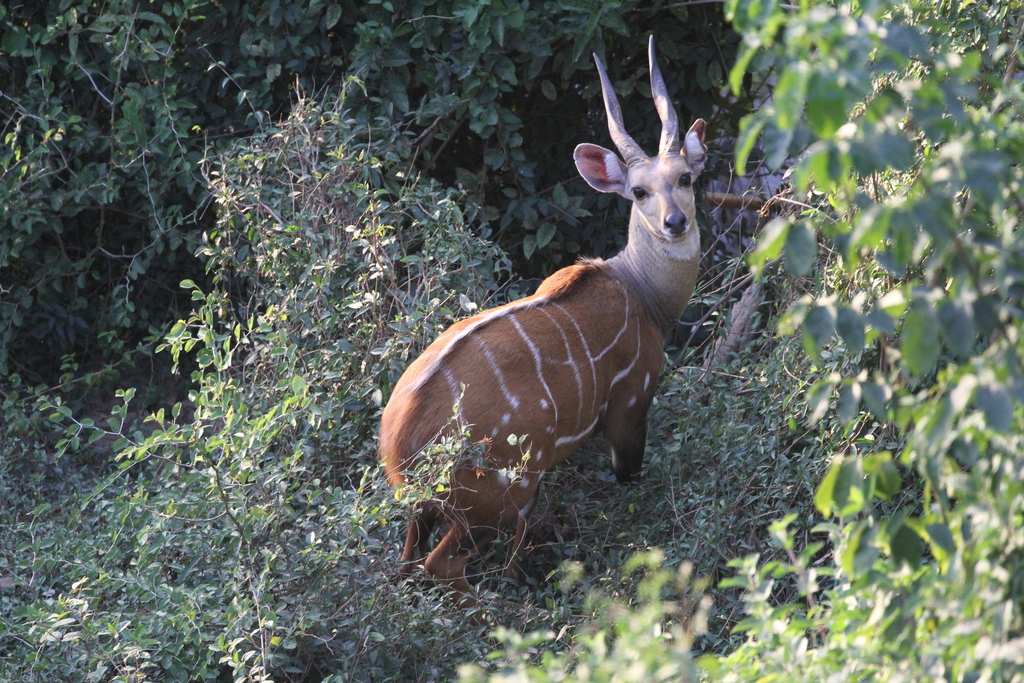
[632,187,648,200]
[678,172,692,188]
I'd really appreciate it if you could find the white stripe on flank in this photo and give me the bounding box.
[555,413,600,447]
[591,284,630,362]
[403,296,549,394]
[610,317,642,388]
[553,302,597,417]
[510,313,558,423]
[538,307,584,428]
[476,336,520,410]
[442,367,460,407]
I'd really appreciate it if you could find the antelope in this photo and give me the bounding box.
[380,37,706,601]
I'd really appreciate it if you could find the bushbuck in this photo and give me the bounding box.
[380,37,706,601]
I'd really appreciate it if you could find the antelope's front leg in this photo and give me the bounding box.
[604,391,653,483]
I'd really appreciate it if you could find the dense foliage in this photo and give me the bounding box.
[711,0,1024,679]
[5,0,1024,681]
[464,0,1024,680]
[0,0,735,388]
[2,93,514,682]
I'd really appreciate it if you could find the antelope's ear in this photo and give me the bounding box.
[683,119,707,176]
[574,143,628,197]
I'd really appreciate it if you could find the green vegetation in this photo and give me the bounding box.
[3,0,1024,681]
[0,0,734,388]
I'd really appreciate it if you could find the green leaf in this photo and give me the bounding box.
[734,112,768,174]
[802,304,836,357]
[805,70,847,138]
[324,3,342,29]
[522,234,536,259]
[890,522,923,567]
[748,218,788,278]
[535,223,556,250]
[925,522,956,560]
[815,458,840,517]
[2,26,27,55]
[939,297,975,357]
[835,307,866,353]
[861,378,891,421]
[875,460,901,500]
[762,117,795,171]
[863,452,900,500]
[840,521,878,575]
[833,457,866,517]
[977,383,1013,433]
[774,62,809,130]
[837,380,861,425]
[783,221,817,276]
[901,303,940,377]
[806,376,835,426]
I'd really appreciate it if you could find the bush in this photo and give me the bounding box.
[3,91,514,683]
[461,0,1024,680]
[709,0,1024,680]
[0,0,737,390]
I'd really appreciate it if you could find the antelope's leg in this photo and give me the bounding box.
[398,502,440,577]
[504,477,542,578]
[504,513,529,579]
[605,398,651,484]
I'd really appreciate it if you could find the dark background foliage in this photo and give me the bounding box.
[0,0,738,392]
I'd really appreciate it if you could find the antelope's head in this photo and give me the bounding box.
[574,37,707,244]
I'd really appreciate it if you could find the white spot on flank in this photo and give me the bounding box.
[496,471,510,485]
[644,372,651,391]
[491,427,499,438]
[519,477,531,489]
[535,450,544,462]
[628,395,637,407]
[502,413,511,425]
[540,398,549,409]
[546,426,555,434]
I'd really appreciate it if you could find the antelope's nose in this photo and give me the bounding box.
[665,212,687,236]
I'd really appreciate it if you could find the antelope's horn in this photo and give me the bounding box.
[648,36,680,156]
[593,53,646,166]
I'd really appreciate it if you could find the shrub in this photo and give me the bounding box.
[4,91,514,683]
[461,0,1024,679]
[0,0,737,390]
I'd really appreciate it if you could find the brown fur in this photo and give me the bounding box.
[379,263,664,597]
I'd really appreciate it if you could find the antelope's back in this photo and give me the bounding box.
[380,261,663,487]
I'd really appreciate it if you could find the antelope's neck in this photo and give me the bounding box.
[607,215,700,338]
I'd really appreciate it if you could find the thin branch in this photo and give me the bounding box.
[76,64,112,106]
